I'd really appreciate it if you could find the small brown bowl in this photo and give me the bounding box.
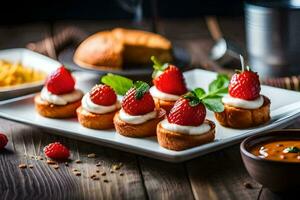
[240,130,300,192]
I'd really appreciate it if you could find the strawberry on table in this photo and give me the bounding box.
[89,84,117,106]
[151,56,187,95]
[46,66,75,95]
[44,142,70,160]
[0,133,8,150]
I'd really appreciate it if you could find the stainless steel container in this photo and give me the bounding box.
[245,0,300,77]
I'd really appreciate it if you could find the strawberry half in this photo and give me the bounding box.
[122,81,155,115]
[90,84,117,106]
[46,66,75,95]
[229,68,261,100]
[151,56,187,95]
[167,97,206,126]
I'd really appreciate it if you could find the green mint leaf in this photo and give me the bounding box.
[101,73,133,95]
[283,146,300,153]
[134,81,150,99]
[189,98,200,107]
[202,98,224,112]
[208,74,229,93]
[193,88,206,99]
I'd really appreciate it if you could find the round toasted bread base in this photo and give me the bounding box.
[114,108,166,138]
[157,120,215,151]
[214,95,271,129]
[153,97,175,114]
[76,106,117,130]
[34,94,81,118]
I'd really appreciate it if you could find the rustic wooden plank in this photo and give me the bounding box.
[0,118,146,199]
[186,145,261,200]
[138,157,195,200]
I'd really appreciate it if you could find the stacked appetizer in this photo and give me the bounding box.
[35,66,83,118]
[149,56,187,113]
[214,63,271,128]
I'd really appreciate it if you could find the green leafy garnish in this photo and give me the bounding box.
[151,56,169,78]
[101,73,133,95]
[283,146,300,153]
[183,74,229,112]
[134,81,150,99]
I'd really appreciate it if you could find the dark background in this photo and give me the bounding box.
[1,0,243,24]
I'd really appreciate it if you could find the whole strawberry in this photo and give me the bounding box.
[90,84,117,106]
[168,97,206,126]
[0,133,8,150]
[44,142,70,160]
[229,68,261,100]
[46,66,75,95]
[122,81,155,115]
[151,56,187,95]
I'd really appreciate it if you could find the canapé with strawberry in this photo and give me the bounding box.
[102,74,166,137]
[77,84,120,129]
[149,56,188,113]
[35,66,83,118]
[214,57,271,128]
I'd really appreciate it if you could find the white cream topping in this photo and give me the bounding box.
[160,119,211,135]
[118,109,157,124]
[222,95,264,109]
[149,86,180,101]
[41,87,83,105]
[81,93,120,114]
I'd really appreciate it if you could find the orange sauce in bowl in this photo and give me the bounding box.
[251,140,300,163]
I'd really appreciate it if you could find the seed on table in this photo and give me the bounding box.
[110,170,114,174]
[103,179,109,183]
[96,169,100,173]
[75,159,82,163]
[93,177,100,181]
[28,164,34,169]
[243,182,253,189]
[47,160,57,165]
[72,168,78,172]
[87,153,96,158]
[119,173,124,176]
[74,172,81,176]
[101,172,106,176]
[37,156,44,160]
[19,164,27,169]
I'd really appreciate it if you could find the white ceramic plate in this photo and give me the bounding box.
[0,48,61,100]
[1,69,300,162]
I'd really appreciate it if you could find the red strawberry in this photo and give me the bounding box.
[167,97,206,126]
[151,56,187,95]
[46,66,75,95]
[122,82,155,115]
[229,70,261,100]
[90,84,117,106]
[44,142,70,160]
[0,133,8,150]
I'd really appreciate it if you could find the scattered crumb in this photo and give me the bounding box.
[103,179,109,183]
[46,160,57,165]
[72,168,78,172]
[18,164,27,169]
[96,169,100,173]
[65,162,69,167]
[243,182,253,189]
[96,162,101,167]
[53,165,59,170]
[110,170,114,174]
[74,172,81,176]
[101,172,106,176]
[28,164,34,169]
[112,163,123,170]
[75,159,82,164]
[37,156,44,160]
[90,174,96,179]
[88,153,96,158]
[92,177,100,181]
[120,173,124,176]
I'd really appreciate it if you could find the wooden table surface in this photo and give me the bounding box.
[0,18,299,200]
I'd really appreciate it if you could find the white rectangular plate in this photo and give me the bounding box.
[0,48,61,100]
[1,69,300,162]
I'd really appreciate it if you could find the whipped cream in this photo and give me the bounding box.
[41,87,83,105]
[149,86,180,101]
[118,109,157,124]
[222,95,264,109]
[161,119,211,135]
[81,93,120,114]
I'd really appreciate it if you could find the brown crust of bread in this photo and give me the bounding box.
[214,95,271,129]
[113,108,166,138]
[73,31,123,69]
[34,94,81,118]
[76,106,117,130]
[157,120,215,151]
[153,97,175,114]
